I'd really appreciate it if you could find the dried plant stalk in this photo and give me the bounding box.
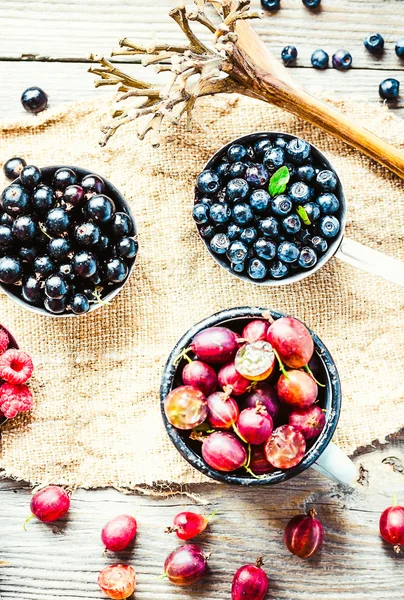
[89,0,404,179]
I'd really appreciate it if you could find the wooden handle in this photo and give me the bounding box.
[233,18,404,180]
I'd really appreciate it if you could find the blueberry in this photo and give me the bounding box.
[21,87,48,114]
[310,235,328,253]
[253,139,272,158]
[289,181,311,204]
[248,258,267,280]
[19,246,37,264]
[249,189,270,214]
[116,237,138,259]
[20,165,42,189]
[0,256,22,284]
[12,215,37,242]
[259,216,279,238]
[281,45,298,65]
[364,33,384,55]
[231,262,245,274]
[254,237,276,260]
[216,162,230,180]
[273,137,288,149]
[316,193,340,214]
[395,37,404,59]
[53,168,77,191]
[74,222,101,247]
[81,174,105,196]
[22,276,43,305]
[320,215,340,238]
[226,178,249,202]
[227,223,243,241]
[271,194,292,217]
[44,297,67,314]
[1,185,30,216]
[48,238,71,261]
[282,213,301,235]
[263,147,285,172]
[45,275,68,299]
[193,203,209,225]
[72,251,98,278]
[240,227,258,245]
[303,0,321,7]
[46,207,71,235]
[285,138,311,165]
[311,49,329,69]
[302,202,321,222]
[316,170,338,191]
[71,293,90,315]
[210,202,231,224]
[298,247,318,268]
[245,164,269,188]
[229,162,247,179]
[34,255,56,278]
[379,78,400,101]
[210,233,230,255]
[199,224,215,239]
[296,164,316,183]
[32,185,55,213]
[0,225,13,247]
[332,49,352,70]
[284,162,297,179]
[3,157,27,181]
[277,240,299,263]
[232,203,254,226]
[227,240,249,264]
[261,0,280,11]
[227,144,248,163]
[111,212,133,237]
[269,260,289,279]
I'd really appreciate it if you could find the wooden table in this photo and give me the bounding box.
[0,1,403,598]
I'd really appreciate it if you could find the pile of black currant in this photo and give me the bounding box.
[193,134,342,282]
[0,160,137,315]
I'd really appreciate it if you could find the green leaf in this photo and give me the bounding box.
[268,166,290,197]
[296,205,311,226]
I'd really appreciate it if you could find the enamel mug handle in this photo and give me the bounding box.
[311,442,358,487]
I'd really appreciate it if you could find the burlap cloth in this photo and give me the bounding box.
[0,94,403,490]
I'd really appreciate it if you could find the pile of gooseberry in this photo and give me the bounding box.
[163,314,327,477]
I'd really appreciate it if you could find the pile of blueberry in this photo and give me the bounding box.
[0,160,137,315]
[193,134,342,282]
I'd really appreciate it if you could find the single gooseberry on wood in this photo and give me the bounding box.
[182,360,217,397]
[218,361,250,396]
[235,341,275,381]
[288,405,326,439]
[207,391,239,429]
[164,385,208,430]
[190,326,239,364]
[277,370,317,408]
[284,508,324,559]
[98,564,136,599]
[267,316,314,368]
[25,486,70,528]
[236,405,273,445]
[231,556,269,600]
[163,544,209,586]
[202,431,247,472]
[242,319,269,343]
[101,514,137,552]
[379,500,404,553]
[165,510,215,540]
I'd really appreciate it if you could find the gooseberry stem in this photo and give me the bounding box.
[393,493,398,507]
[272,348,289,378]
[23,514,34,531]
[304,364,326,388]
[206,508,217,523]
[232,423,248,444]
[174,347,192,365]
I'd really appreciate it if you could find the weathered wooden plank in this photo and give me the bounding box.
[0,0,404,69]
[0,439,403,599]
[0,61,402,123]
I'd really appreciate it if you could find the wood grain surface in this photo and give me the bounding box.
[0,0,403,598]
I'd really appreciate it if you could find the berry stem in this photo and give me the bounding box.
[304,364,326,388]
[23,514,34,531]
[174,347,192,365]
[38,223,52,240]
[232,423,248,444]
[393,493,398,507]
[255,556,265,568]
[272,348,289,378]
[206,508,217,523]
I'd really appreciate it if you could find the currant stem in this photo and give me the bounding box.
[272,348,289,378]
[304,364,326,388]
[23,514,34,531]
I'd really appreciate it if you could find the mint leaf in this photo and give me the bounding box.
[268,166,290,197]
[296,205,311,226]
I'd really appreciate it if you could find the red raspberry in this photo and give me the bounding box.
[0,383,33,419]
[0,328,9,356]
[0,349,33,384]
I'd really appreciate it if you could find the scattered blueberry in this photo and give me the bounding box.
[379,78,400,101]
[21,87,48,114]
[254,238,277,261]
[229,162,247,179]
[210,233,230,255]
[316,193,340,214]
[263,147,285,172]
[364,33,384,55]
[250,189,270,214]
[193,203,210,224]
[227,144,248,163]
[289,181,311,204]
[278,241,299,263]
[316,169,338,191]
[332,49,352,70]
[282,213,301,235]
[232,203,254,226]
[281,45,298,65]
[226,178,249,202]
[320,215,340,238]
[303,0,321,7]
[261,0,280,11]
[227,240,249,264]
[3,157,27,181]
[239,227,258,245]
[197,170,220,195]
[311,49,329,69]
[270,260,289,279]
[271,194,292,217]
[248,258,267,280]
[310,235,328,254]
[395,37,404,59]
[298,247,318,268]
[259,216,279,238]
[285,138,311,165]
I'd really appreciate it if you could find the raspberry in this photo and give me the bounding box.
[0,349,34,384]
[0,329,9,356]
[0,383,33,419]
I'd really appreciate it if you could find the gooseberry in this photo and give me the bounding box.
[164,544,208,586]
[164,385,208,430]
[267,316,314,368]
[264,425,306,469]
[165,510,215,540]
[288,405,325,439]
[277,370,317,407]
[242,320,269,343]
[101,514,137,552]
[190,326,239,364]
[218,361,250,396]
[242,382,280,419]
[284,508,324,559]
[98,564,136,599]
[231,557,269,600]
[380,500,404,553]
[182,360,217,397]
[207,391,239,429]
[202,431,247,472]
[235,341,275,381]
[237,406,273,445]
[25,486,70,528]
